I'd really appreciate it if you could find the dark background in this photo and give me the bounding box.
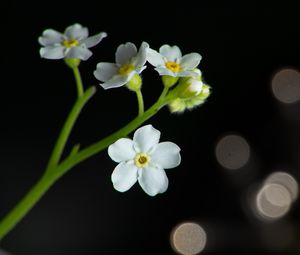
[0,1,300,254]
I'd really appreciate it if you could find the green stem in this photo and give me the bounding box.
[72,67,84,98]
[158,87,169,103]
[136,89,144,116]
[0,88,171,240]
[46,87,96,171]
[0,173,57,239]
[55,94,168,178]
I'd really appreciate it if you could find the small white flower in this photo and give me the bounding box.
[108,125,181,196]
[147,44,202,77]
[38,23,107,60]
[93,42,149,89]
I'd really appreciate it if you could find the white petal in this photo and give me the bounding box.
[131,42,149,70]
[115,42,137,65]
[133,125,160,153]
[155,67,176,77]
[177,70,200,77]
[146,48,164,67]
[38,29,63,46]
[81,32,107,48]
[108,138,136,163]
[39,46,65,59]
[94,62,118,82]
[151,142,181,169]
[65,46,92,60]
[180,53,202,69]
[65,23,88,40]
[111,162,138,192]
[159,45,182,61]
[138,166,168,196]
[99,74,129,89]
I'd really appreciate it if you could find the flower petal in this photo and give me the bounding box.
[111,162,138,192]
[39,46,65,59]
[94,62,118,82]
[146,48,165,67]
[151,142,181,169]
[131,42,149,70]
[65,46,92,60]
[81,32,107,48]
[155,67,176,77]
[180,53,202,70]
[99,74,129,89]
[115,42,137,65]
[65,23,88,40]
[159,45,182,61]
[133,125,160,153]
[177,70,200,77]
[108,138,136,163]
[38,29,63,46]
[138,166,168,196]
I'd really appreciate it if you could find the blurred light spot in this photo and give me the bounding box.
[265,171,298,202]
[255,183,292,221]
[215,134,250,170]
[271,68,300,103]
[171,222,207,255]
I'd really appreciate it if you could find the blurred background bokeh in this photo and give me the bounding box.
[0,1,300,254]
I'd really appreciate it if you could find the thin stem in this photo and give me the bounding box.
[46,86,96,171]
[136,89,144,116]
[0,173,57,239]
[0,87,172,240]
[158,87,169,103]
[54,88,172,179]
[72,67,84,98]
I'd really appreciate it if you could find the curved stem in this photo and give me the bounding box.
[136,89,144,116]
[55,95,168,179]
[0,87,171,240]
[0,173,57,239]
[72,67,84,98]
[46,87,96,171]
[158,87,169,103]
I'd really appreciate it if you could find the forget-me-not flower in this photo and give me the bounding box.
[108,125,181,196]
[39,23,107,60]
[93,42,149,89]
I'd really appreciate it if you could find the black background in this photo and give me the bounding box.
[0,1,300,254]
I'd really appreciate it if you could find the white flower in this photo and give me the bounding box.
[108,125,181,196]
[93,42,149,89]
[38,23,107,60]
[147,44,201,77]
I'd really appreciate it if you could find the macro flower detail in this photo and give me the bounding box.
[108,125,181,196]
[93,42,149,89]
[38,23,107,60]
[146,44,202,77]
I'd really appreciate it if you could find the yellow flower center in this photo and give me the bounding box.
[134,153,150,168]
[165,61,182,72]
[118,64,135,75]
[63,39,79,48]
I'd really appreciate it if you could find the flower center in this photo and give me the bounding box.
[63,39,79,48]
[118,64,135,75]
[165,61,181,72]
[134,153,150,168]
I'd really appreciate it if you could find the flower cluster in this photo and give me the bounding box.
[38,23,211,196]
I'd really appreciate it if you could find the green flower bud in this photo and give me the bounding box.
[126,73,142,91]
[168,84,211,113]
[162,75,179,88]
[168,98,186,113]
[64,58,81,68]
